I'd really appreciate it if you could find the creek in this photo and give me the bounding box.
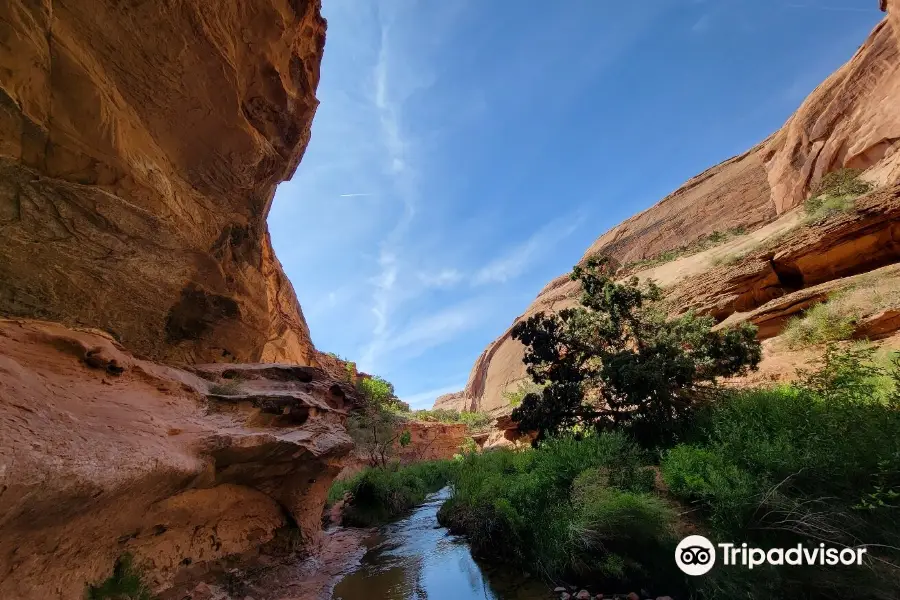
[331,488,550,600]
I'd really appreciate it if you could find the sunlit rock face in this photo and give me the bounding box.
[450,4,900,417]
[0,1,372,597]
[0,0,325,366]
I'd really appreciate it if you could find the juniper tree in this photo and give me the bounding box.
[511,256,762,446]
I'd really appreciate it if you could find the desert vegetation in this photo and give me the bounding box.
[783,272,900,348]
[330,257,900,599]
[85,555,153,600]
[803,168,873,224]
[509,256,761,446]
[437,343,900,598]
[327,460,455,526]
[622,227,747,272]
[408,408,493,433]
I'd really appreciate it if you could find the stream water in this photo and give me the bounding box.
[331,488,550,600]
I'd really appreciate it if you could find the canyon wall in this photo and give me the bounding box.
[448,2,900,417]
[0,1,365,597]
[0,0,324,366]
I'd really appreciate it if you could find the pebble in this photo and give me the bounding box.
[554,588,567,594]
[560,593,571,600]
[576,591,591,600]
[627,594,640,600]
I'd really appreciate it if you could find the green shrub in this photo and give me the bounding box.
[782,296,860,347]
[410,408,493,433]
[437,432,679,586]
[502,379,545,408]
[86,555,153,600]
[327,461,453,526]
[812,168,873,199]
[661,345,900,598]
[803,168,872,224]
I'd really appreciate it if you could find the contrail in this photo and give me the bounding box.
[339,193,375,198]
[786,3,874,11]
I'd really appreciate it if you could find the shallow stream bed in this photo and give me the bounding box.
[331,488,549,600]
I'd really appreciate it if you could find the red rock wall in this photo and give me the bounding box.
[0,0,325,366]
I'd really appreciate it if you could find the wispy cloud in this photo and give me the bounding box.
[418,268,463,288]
[401,381,468,409]
[339,193,375,198]
[472,214,585,286]
[380,300,488,357]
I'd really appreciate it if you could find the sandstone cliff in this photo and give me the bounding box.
[0,1,368,597]
[449,2,900,417]
[0,0,324,366]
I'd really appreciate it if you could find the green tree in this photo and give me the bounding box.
[349,374,411,467]
[510,256,762,446]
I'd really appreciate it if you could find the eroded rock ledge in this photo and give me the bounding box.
[0,319,357,599]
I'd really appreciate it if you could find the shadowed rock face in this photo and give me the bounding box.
[0,0,324,365]
[450,4,900,417]
[0,319,357,599]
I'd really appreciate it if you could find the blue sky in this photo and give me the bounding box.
[269,0,883,408]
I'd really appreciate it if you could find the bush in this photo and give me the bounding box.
[812,168,873,199]
[438,432,679,587]
[328,461,453,526]
[661,345,900,598]
[782,295,860,347]
[411,408,493,433]
[803,168,872,224]
[86,555,153,600]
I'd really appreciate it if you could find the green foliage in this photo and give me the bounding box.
[399,429,412,447]
[356,375,396,406]
[812,167,873,199]
[503,379,545,408]
[347,373,413,466]
[803,168,872,224]
[411,408,493,433]
[458,436,479,455]
[86,555,153,600]
[437,432,678,586]
[623,227,747,272]
[511,256,762,446]
[327,461,454,526]
[661,345,900,598]
[782,295,861,347]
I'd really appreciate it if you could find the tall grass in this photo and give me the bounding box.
[782,295,860,347]
[327,460,454,526]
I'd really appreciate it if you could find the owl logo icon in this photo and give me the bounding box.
[676,535,716,575]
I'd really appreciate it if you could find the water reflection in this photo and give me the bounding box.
[332,488,548,600]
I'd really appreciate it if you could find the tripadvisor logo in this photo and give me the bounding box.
[675,535,868,576]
